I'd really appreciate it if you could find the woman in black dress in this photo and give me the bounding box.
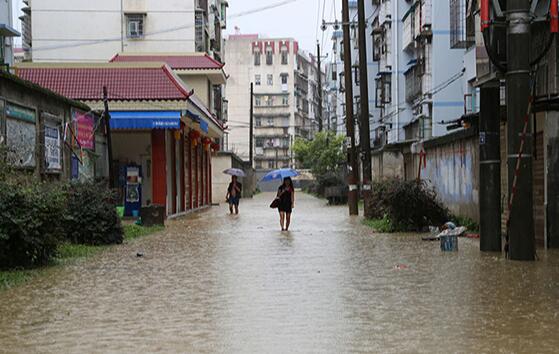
[277,177,295,231]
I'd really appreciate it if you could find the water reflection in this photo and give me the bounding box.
[0,193,558,353]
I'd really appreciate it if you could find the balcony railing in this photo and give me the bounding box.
[405,65,423,103]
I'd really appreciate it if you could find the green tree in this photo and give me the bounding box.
[293,132,346,193]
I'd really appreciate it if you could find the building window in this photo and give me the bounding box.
[255,118,262,127]
[126,14,145,39]
[266,49,273,65]
[255,96,261,106]
[282,95,289,106]
[254,52,261,66]
[280,73,288,85]
[331,64,337,81]
[0,36,5,64]
[267,96,274,106]
[255,75,261,85]
[267,74,273,86]
[281,50,288,65]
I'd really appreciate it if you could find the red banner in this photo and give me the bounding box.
[71,109,95,150]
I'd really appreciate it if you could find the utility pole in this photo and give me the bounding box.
[342,0,359,215]
[479,83,501,252]
[506,0,535,260]
[249,82,254,167]
[317,42,323,132]
[357,0,372,217]
[102,86,115,189]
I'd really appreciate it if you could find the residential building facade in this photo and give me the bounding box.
[1,0,20,68]
[225,34,325,170]
[20,0,227,63]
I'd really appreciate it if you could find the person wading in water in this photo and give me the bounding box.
[277,177,295,231]
[226,175,242,214]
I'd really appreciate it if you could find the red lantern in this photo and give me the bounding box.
[189,130,201,147]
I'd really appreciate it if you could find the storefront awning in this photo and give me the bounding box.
[110,111,181,129]
[184,110,209,133]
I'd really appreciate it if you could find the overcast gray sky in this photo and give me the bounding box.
[11,0,340,56]
[228,0,340,55]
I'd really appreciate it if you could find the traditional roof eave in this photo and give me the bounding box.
[0,71,90,111]
[175,68,227,85]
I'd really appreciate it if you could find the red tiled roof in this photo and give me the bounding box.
[110,54,225,70]
[16,64,191,101]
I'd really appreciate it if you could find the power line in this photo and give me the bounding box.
[28,0,302,53]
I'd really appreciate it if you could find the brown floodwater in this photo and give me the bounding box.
[1,192,558,353]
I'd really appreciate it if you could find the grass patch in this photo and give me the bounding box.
[123,224,164,241]
[362,215,397,233]
[0,270,37,291]
[57,243,104,260]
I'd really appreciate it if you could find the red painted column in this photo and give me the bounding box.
[180,131,185,212]
[171,133,177,215]
[188,134,193,210]
[194,143,199,208]
[151,130,167,208]
[209,149,212,204]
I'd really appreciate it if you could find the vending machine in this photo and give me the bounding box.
[124,165,142,217]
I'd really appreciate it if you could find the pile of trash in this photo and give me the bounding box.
[422,222,468,252]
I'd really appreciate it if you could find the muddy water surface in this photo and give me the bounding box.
[1,193,559,353]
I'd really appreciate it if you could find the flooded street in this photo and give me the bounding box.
[1,192,559,353]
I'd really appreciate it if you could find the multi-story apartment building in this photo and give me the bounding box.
[225,34,325,170]
[369,0,466,144]
[19,0,228,128]
[1,0,20,68]
[326,0,381,147]
[20,0,227,63]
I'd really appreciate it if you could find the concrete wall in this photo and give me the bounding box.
[415,130,479,221]
[0,73,98,181]
[30,0,198,62]
[211,151,256,204]
[371,150,405,180]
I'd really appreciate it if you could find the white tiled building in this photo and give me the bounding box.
[19,0,227,63]
[224,34,326,170]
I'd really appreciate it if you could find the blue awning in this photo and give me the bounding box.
[185,110,209,133]
[110,111,181,130]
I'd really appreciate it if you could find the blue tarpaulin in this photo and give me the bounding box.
[110,111,181,129]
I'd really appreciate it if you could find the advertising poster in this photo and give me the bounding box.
[71,109,95,150]
[5,103,36,168]
[44,124,61,171]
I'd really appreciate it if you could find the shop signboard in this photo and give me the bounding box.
[72,109,95,150]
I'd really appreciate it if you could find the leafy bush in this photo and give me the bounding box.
[362,214,396,233]
[452,215,479,232]
[64,182,123,246]
[365,178,450,232]
[0,182,66,269]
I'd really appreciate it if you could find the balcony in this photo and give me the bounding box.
[405,64,423,103]
[403,9,415,51]
[379,0,391,24]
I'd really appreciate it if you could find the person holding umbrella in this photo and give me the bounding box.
[277,177,295,231]
[223,168,245,214]
[262,168,299,231]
